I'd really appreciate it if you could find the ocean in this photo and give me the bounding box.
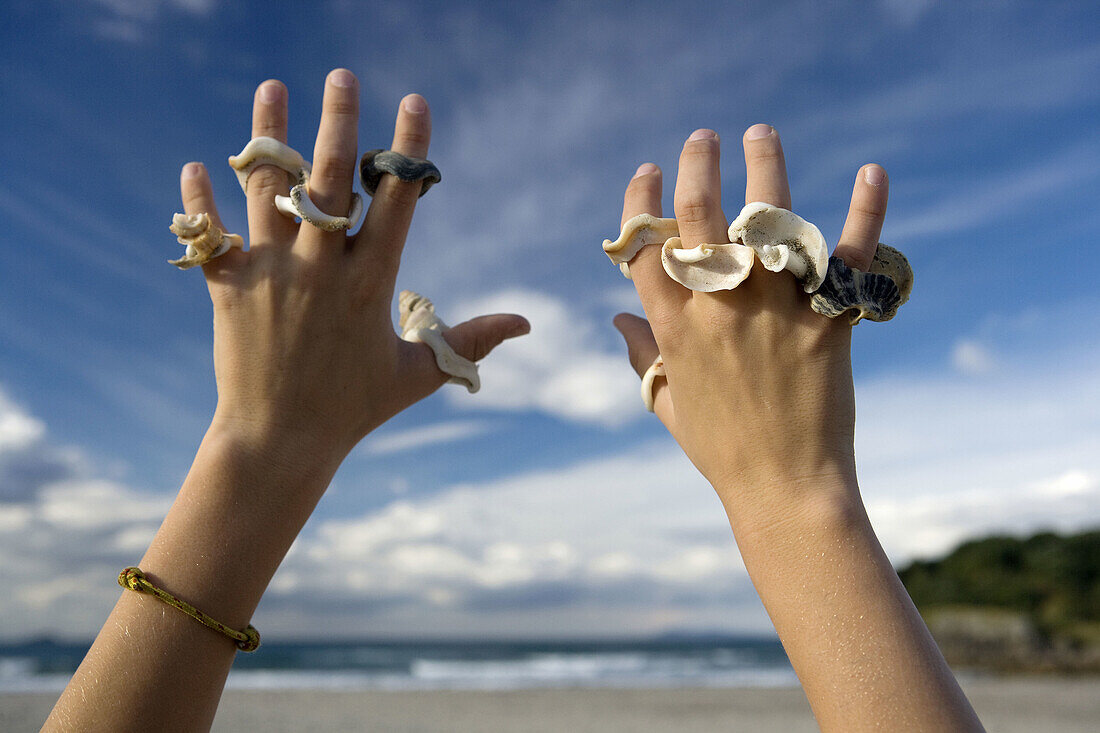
[0,637,797,693]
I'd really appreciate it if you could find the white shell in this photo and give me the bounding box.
[728,202,828,292]
[640,355,666,413]
[228,136,310,192]
[603,214,680,279]
[228,136,363,232]
[660,236,755,292]
[167,212,244,270]
[398,290,480,393]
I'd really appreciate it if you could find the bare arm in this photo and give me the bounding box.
[44,69,528,732]
[612,126,984,731]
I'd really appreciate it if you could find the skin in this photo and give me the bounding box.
[43,69,528,732]
[612,125,985,731]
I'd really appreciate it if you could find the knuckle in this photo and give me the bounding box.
[324,99,358,118]
[747,146,784,167]
[854,199,888,219]
[375,180,417,210]
[676,192,717,224]
[311,156,356,186]
[246,167,290,197]
[395,129,429,153]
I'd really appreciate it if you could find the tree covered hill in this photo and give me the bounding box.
[897,529,1100,671]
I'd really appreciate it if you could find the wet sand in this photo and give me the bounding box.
[5,677,1099,732]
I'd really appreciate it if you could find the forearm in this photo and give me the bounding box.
[45,420,341,733]
[722,477,984,732]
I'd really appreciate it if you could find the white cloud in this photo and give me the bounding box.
[260,334,1100,637]
[360,420,496,456]
[0,392,45,451]
[950,338,996,375]
[445,289,640,425]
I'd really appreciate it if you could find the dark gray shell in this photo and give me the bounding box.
[810,244,913,325]
[359,149,441,198]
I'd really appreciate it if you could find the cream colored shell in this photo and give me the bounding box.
[640,355,666,413]
[228,136,363,232]
[167,212,244,269]
[660,236,755,292]
[398,290,480,393]
[602,214,680,280]
[728,202,828,292]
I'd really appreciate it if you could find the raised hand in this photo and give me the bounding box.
[608,127,983,731]
[183,69,528,463]
[613,125,887,503]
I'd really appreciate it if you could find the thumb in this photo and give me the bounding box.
[443,313,531,362]
[396,312,530,407]
[612,312,660,377]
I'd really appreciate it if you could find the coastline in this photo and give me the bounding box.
[5,677,1099,732]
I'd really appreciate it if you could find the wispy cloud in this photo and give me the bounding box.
[362,420,497,456]
[81,0,218,44]
[885,139,1100,241]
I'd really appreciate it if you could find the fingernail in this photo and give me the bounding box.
[402,94,428,114]
[687,128,718,142]
[182,162,204,179]
[330,68,356,88]
[864,164,886,186]
[632,163,658,179]
[745,123,773,140]
[258,81,283,104]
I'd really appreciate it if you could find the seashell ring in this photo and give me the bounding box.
[359,150,441,198]
[640,355,666,413]
[398,290,480,393]
[168,212,244,269]
[811,244,913,324]
[228,137,364,232]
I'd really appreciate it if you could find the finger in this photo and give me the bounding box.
[397,313,530,402]
[742,124,791,209]
[300,68,359,248]
[179,162,244,273]
[674,129,729,249]
[356,93,433,275]
[612,313,674,427]
[618,163,689,323]
[245,79,296,247]
[833,164,888,271]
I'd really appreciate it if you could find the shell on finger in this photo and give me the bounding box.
[603,214,680,279]
[728,202,829,293]
[359,150,441,198]
[660,236,755,292]
[228,136,310,192]
[810,244,913,324]
[167,212,244,270]
[398,290,481,393]
[641,355,666,413]
[229,136,363,231]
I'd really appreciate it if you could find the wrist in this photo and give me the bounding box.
[206,409,348,485]
[713,466,863,542]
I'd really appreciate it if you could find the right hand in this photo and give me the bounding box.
[613,125,889,507]
[180,70,529,468]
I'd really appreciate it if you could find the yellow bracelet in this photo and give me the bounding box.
[118,567,261,652]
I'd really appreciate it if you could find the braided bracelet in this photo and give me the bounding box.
[118,567,261,652]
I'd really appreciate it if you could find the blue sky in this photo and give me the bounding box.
[1,0,1099,640]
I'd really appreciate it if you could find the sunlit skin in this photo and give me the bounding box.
[43,69,528,733]
[612,125,984,731]
[45,69,985,731]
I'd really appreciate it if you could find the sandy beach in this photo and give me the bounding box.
[3,677,1098,732]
